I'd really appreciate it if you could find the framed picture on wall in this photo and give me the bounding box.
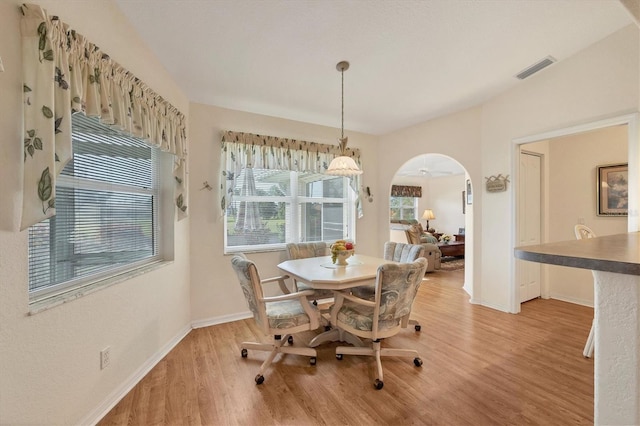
[597,163,628,216]
[466,179,473,205]
[462,191,466,214]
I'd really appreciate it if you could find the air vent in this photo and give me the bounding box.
[516,56,556,80]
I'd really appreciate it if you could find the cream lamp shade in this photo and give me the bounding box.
[422,209,435,229]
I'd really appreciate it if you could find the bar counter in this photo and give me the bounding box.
[515,232,640,425]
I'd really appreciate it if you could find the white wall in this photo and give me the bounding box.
[425,175,466,236]
[0,2,191,424]
[188,103,380,324]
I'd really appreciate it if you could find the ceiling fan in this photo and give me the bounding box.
[417,167,453,178]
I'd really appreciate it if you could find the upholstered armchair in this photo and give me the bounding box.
[404,225,441,271]
[352,242,425,332]
[230,255,320,384]
[332,258,428,389]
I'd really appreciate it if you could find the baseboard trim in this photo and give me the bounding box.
[191,311,252,329]
[549,294,594,308]
[81,324,191,426]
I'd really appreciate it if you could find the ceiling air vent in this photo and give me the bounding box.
[516,56,556,80]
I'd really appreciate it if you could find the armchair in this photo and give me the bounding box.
[333,258,428,389]
[404,225,441,271]
[230,255,320,384]
[351,242,426,332]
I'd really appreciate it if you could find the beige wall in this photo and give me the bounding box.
[526,126,629,306]
[379,24,639,312]
[0,2,191,424]
[187,103,380,324]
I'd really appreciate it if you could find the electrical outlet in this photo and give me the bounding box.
[100,347,111,370]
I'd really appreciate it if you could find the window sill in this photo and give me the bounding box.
[28,260,173,315]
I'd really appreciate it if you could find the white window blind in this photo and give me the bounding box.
[28,114,160,300]
[224,168,354,252]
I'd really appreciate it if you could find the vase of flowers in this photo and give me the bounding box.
[330,240,355,265]
[440,234,452,244]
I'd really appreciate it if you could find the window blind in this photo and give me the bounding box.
[28,114,160,299]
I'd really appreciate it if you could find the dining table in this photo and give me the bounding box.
[277,253,389,347]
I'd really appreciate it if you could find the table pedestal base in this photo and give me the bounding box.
[308,328,363,348]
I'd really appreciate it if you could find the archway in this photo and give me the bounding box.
[389,153,474,296]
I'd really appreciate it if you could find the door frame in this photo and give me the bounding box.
[509,112,639,313]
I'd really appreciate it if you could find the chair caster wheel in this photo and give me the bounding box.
[336,354,343,360]
[374,379,384,390]
[324,325,332,331]
[414,324,421,332]
[287,335,294,345]
[241,348,248,358]
[275,335,282,340]
[310,357,317,365]
[255,374,264,385]
[313,300,318,306]
[414,357,423,367]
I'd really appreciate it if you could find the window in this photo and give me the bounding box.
[390,196,417,221]
[224,168,355,252]
[28,114,162,300]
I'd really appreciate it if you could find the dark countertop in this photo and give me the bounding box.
[514,232,640,276]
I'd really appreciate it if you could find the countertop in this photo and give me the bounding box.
[514,232,640,276]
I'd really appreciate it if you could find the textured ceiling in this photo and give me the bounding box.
[114,0,633,136]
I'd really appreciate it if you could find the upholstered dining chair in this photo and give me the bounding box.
[352,242,425,331]
[574,224,596,358]
[285,242,334,302]
[230,255,320,384]
[332,258,428,389]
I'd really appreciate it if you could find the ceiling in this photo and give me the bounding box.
[114,1,632,137]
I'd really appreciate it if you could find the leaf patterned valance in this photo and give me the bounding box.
[219,131,363,219]
[19,3,188,229]
[391,185,422,198]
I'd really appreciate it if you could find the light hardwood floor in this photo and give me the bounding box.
[99,268,594,425]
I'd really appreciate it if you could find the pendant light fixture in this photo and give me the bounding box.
[326,61,363,176]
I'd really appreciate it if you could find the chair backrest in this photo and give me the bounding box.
[404,225,422,245]
[574,224,596,240]
[375,258,428,324]
[230,255,267,329]
[286,242,327,260]
[383,241,425,263]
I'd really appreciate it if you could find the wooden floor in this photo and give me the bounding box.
[99,268,594,425]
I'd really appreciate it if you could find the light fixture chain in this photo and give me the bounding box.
[341,67,344,140]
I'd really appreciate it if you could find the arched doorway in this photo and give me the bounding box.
[389,153,474,296]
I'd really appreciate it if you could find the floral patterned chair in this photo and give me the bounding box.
[230,255,321,384]
[332,258,428,389]
[286,242,334,303]
[351,242,425,331]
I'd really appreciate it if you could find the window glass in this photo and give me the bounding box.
[225,169,354,251]
[390,196,417,220]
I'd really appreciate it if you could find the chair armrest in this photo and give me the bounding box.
[260,274,292,294]
[336,290,376,308]
[261,289,316,303]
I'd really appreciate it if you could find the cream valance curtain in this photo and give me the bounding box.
[19,3,188,230]
[219,131,363,218]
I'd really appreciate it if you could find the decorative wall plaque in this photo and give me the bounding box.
[485,174,510,192]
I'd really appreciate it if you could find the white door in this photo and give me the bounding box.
[517,151,542,303]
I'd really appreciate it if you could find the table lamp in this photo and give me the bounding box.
[422,209,435,230]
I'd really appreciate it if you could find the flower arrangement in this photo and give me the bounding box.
[440,234,452,243]
[330,240,354,264]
